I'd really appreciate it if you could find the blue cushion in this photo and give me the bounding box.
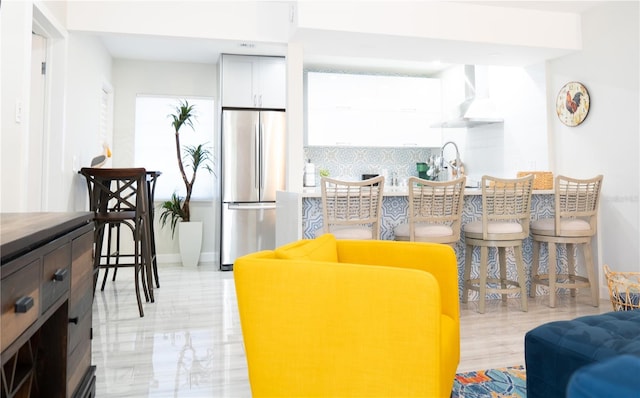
[525,310,640,398]
[567,354,640,398]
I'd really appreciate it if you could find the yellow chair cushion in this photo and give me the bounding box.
[274,233,339,262]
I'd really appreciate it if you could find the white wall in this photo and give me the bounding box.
[65,34,113,211]
[1,1,36,212]
[111,59,219,263]
[548,2,640,273]
[1,1,111,213]
[440,64,549,183]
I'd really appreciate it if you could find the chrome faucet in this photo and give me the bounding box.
[439,141,464,180]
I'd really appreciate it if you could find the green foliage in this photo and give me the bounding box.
[158,100,214,237]
[159,193,186,238]
[183,143,214,175]
[169,100,195,133]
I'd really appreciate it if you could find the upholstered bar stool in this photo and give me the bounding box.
[530,175,603,307]
[318,176,385,240]
[462,174,534,313]
[79,167,155,317]
[394,176,466,245]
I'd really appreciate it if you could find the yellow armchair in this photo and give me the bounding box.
[234,234,460,397]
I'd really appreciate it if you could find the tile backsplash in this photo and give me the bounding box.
[303,146,435,183]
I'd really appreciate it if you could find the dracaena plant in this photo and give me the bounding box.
[159,100,213,237]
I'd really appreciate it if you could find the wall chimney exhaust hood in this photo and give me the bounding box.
[433,65,503,128]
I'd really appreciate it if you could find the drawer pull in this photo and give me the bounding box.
[69,317,79,324]
[15,296,34,313]
[53,268,68,282]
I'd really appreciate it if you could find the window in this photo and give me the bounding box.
[134,96,215,201]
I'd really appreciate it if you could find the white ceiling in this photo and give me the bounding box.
[98,33,287,65]
[96,1,605,74]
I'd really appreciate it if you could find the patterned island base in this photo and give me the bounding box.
[303,193,582,302]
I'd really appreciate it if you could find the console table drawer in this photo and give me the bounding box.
[1,259,40,352]
[70,231,93,309]
[68,293,92,355]
[67,337,91,397]
[42,241,71,314]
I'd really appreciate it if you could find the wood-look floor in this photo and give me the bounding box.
[92,264,612,397]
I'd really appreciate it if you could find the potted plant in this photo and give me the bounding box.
[159,100,213,267]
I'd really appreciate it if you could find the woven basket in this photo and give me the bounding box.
[517,171,553,190]
[604,264,640,311]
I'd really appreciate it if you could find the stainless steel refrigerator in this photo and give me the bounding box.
[220,110,286,270]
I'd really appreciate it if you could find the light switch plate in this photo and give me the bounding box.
[15,100,23,123]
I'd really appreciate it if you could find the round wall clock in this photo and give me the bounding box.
[556,81,590,126]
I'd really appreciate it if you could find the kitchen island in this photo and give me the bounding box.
[300,187,560,301]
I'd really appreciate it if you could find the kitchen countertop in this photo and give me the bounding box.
[301,186,553,198]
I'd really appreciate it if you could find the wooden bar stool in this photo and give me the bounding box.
[462,174,534,313]
[109,171,162,289]
[530,175,603,307]
[394,176,466,245]
[79,167,155,317]
[318,176,385,240]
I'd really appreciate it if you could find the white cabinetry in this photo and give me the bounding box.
[306,72,442,147]
[221,55,286,109]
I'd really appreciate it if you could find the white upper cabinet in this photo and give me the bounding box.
[222,55,286,109]
[306,72,442,147]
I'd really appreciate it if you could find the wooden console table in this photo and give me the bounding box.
[1,212,96,398]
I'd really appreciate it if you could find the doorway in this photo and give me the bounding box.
[28,32,47,211]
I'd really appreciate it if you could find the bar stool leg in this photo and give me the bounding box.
[479,246,489,314]
[514,244,528,312]
[137,231,150,304]
[567,243,577,297]
[583,240,599,306]
[548,241,558,308]
[498,247,508,303]
[134,261,144,317]
[142,220,155,303]
[101,224,113,291]
[462,244,473,303]
[530,239,540,298]
[93,224,106,295]
[111,223,121,282]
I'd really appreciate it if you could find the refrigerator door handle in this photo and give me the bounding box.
[260,122,265,191]
[254,122,260,190]
[228,203,276,210]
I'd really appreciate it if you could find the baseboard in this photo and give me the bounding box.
[156,251,217,265]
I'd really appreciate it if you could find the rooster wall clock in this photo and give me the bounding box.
[556,82,590,127]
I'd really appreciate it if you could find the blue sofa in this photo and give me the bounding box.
[524,310,640,398]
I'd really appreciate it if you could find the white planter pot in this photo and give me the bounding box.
[178,221,202,267]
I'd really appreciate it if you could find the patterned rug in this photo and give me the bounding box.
[451,365,526,398]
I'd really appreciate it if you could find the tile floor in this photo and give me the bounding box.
[92,264,611,397]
